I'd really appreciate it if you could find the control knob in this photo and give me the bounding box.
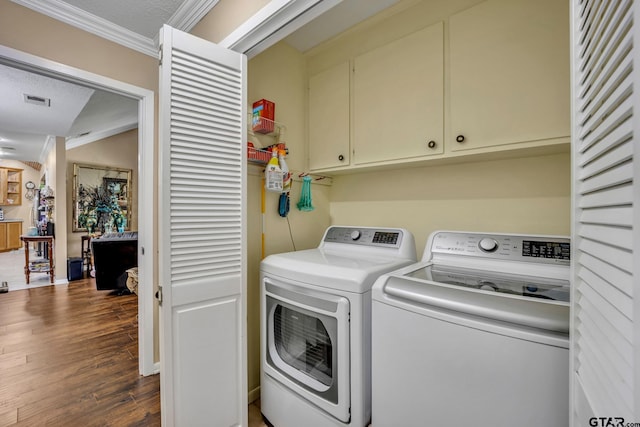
[350,230,361,241]
[478,237,498,252]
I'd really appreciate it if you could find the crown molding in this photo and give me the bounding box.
[11,0,219,58]
[153,0,220,48]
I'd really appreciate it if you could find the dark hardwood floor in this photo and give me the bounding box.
[0,278,160,426]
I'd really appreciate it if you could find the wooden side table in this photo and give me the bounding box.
[20,235,54,284]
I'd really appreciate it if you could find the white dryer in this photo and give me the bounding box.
[260,226,416,427]
[371,230,570,427]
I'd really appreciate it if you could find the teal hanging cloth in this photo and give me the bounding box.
[296,175,315,211]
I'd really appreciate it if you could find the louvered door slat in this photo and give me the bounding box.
[579,205,633,227]
[578,161,632,193]
[577,299,633,369]
[578,182,633,207]
[578,95,632,147]
[578,238,632,272]
[578,267,631,318]
[577,52,631,128]
[578,117,632,166]
[571,0,637,422]
[577,1,631,98]
[578,138,632,179]
[578,223,632,250]
[580,252,633,296]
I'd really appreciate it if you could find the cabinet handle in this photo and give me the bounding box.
[427,140,436,149]
[456,135,465,143]
[338,155,345,161]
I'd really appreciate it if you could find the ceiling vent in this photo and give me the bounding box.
[23,94,51,107]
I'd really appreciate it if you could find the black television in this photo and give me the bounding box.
[91,232,138,294]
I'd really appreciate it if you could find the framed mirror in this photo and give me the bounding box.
[72,163,132,233]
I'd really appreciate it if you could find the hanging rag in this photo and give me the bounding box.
[296,175,315,211]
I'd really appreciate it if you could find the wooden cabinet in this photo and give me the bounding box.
[0,221,22,252]
[353,22,444,165]
[308,61,351,170]
[0,167,23,206]
[7,221,21,249]
[448,0,570,153]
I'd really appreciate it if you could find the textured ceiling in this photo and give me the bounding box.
[61,0,186,39]
[0,64,94,137]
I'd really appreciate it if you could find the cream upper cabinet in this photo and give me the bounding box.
[353,22,444,165]
[449,0,570,153]
[308,61,351,171]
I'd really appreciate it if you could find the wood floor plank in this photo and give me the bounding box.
[0,279,160,426]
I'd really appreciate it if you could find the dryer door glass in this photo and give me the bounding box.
[274,305,332,386]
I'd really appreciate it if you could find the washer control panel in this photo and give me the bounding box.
[428,231,570,265]
[323,226,404,248]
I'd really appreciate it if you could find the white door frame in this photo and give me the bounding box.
[0,44,155,376]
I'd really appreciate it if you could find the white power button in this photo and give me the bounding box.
[350,230,361,240]
[479,237,498,252]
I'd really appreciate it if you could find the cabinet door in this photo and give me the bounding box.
[353,22,444,165]
[7,222,22,250]
[308,61,350,171]
[0,169,7,205]
[449,0,570,152]
[0,223,7,252]
[6,169,21,206]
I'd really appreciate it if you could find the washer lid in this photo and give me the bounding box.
[372,261,570,333]
[261,248,416,293]
[407,264,570,303]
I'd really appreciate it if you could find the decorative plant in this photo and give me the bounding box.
[77,184,125,233]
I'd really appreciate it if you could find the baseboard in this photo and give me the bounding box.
[6,279,67,292]
[248,385,261,404]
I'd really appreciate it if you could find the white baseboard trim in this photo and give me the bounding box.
[7,278,67,292]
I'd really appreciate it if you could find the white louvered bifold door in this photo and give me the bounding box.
[571,0,639,424]
[158,25,247,427]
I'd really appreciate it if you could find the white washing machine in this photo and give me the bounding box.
[260,226,417,427]
[371,231,570,427]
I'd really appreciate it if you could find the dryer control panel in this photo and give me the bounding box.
[323,226,403,248]
[427,231,570,265]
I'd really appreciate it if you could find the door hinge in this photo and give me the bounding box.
[155,286,163,306]
[158,48,163,66]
